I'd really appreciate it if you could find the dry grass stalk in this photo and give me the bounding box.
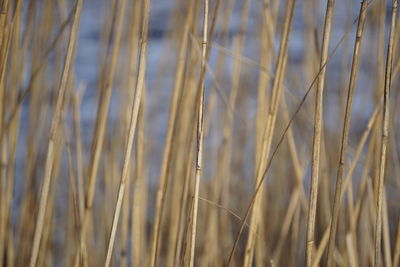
[76,0,127,263]
[2,0,400,266]
[103,0,150,265]
[306,0,335,265]
[228,0,297,265]
[326,1,368,266]
[148,0,195,265]
[374,1,398,266]
[28,1,83,266]
[189,0,209,266]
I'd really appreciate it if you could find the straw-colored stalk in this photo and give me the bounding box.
[0,0,12,265]
[306,0,335,266]
[103,0,151,265]
[374,0,397,266]
[189,1,208,266]
[148,0,195,265]
[243,0,295,265]
[119,4,141,267]
[228,0,297,265]
[28,1,82,266]
[326,1,368,266]
[76,0,127,263]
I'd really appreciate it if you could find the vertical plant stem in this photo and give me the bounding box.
[148,0,195,265]
[306,0,335,265]
[102,0,150,265]
[241,0,297,265]
[76,0,127,263]
[374,1,397,266]
[188,1,208,266]
[326,1,368,266]
[29,1,83,266]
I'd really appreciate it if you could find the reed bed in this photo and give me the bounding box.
[0,0,399,266]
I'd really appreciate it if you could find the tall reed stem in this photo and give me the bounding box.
[29,1,82,266]
[306,0,335,265]
[374,1,398,266]
[189,1,208,266]
[326,1,368,266]
[103,0,151,265]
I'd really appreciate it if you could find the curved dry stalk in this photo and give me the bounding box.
[326,1,368,266]
[189,1,208,266]
[198,197,259,236]
[306,0,335,265]
[28,1,83,266]
[374,1,398,266]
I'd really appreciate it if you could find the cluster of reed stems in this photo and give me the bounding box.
[0,0,399,266]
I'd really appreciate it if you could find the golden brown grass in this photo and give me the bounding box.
[326,1,368,266]
[374,1,398,266]
[1,0,400,266]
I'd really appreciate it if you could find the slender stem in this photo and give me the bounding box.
[103,0,150,265]
[149,0,195,265]
[243,0,295,264]
[226,5,357,264]
[374,1,397,266]
[326,1,368,266]
[189,1,208,266]
[76,0,127,263]
[28,1,83,266]
[306,0,335,265]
